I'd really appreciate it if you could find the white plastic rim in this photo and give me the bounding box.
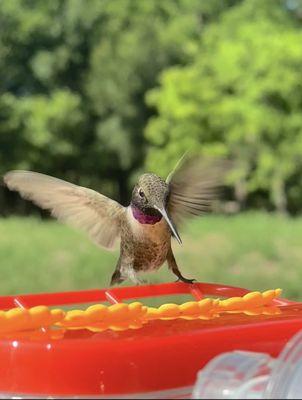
[192,330,302,399]
[191,350,272,399]
[265,330,302,399]
[0,385,193,399]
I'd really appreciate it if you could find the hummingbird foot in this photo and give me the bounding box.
[175,277,196,284]
[127,269,148,286]
[110,268,125,286]
[132,276,148,286]
[167,247,196,284]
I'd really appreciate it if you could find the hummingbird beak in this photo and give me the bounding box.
[154,205,182,245]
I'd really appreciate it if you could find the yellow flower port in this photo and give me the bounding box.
[0,289,282,335]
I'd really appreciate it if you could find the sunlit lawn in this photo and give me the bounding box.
[0,212,301,300]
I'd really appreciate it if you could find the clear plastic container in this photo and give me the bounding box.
[192,330,302,399]
[265,328,302,399]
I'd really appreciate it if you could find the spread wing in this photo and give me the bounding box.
[167,156,229,227]
[4,171,125,249]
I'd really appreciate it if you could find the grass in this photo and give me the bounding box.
[0,212,301,300]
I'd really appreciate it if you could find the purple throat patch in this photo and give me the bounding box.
[131,206,162,225]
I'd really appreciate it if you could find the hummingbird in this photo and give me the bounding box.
[3,155,227,285]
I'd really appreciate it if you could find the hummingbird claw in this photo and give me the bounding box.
[181,278,196,284]
[134,279,147,286]
[174,277,196,284]
[110,269,125,286]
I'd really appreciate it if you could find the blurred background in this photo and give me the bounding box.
[1,0,302,299]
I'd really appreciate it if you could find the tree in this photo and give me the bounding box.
[145,0,302,213]
[1,0,229,210]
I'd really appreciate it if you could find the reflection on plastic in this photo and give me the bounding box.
[1,331,302,399]
[192,329,302,399]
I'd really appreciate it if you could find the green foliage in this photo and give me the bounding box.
[146,0,302,213]
[1,0,302,213]
[0,0,213,206]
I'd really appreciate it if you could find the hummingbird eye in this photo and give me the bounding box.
[138,188,145,198]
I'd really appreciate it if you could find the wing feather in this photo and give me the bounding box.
[3,171,125,249]
[167,156,229,226]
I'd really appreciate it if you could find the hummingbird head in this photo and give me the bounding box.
[131,173,182,244]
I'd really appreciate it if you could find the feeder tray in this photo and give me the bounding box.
[0,282,301,398]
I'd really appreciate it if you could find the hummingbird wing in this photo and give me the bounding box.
[4,171,125,249]
[167,156,229,227]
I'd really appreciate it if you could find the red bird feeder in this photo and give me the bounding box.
[0,282,302,398]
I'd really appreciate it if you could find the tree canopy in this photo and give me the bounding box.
[146,0,302,213]
[1,0,302,214]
